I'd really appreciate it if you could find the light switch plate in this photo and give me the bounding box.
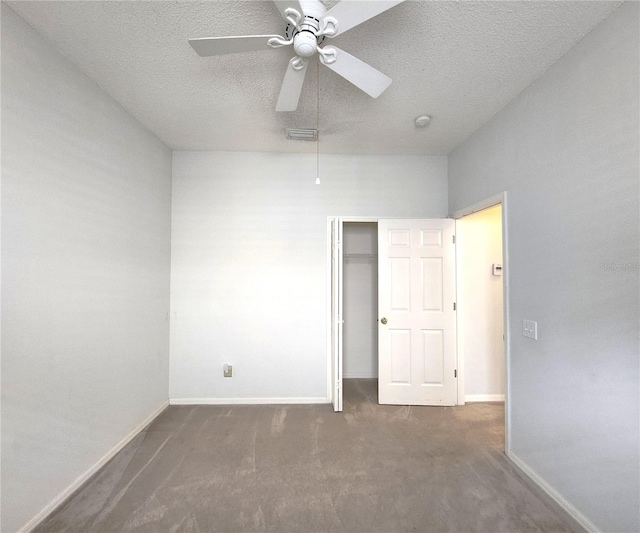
[223,364,233,378]
[522,320,538,340]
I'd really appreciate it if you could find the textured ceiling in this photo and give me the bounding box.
[7,0,620,155]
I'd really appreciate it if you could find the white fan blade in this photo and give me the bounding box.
[189,35,281,57]
[276,57,308,112]
[320,46,391,98]
[322,0,405,37]
[273,0,304,20]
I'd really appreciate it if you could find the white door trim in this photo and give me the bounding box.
[451,192,510,453]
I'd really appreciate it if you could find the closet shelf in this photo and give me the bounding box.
[344,253,378,259]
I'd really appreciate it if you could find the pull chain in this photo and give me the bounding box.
[316,61,321,185]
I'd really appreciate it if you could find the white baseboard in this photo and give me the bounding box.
[19,400,169,533]
[507,451,599,533]
[465,394,505,402]
[170,397,329,405]
[343,372,377,379]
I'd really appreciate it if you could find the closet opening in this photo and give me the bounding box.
[342,222,379,406]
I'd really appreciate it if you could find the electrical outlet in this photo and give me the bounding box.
[223,364,233,378]
[522,320,538,340]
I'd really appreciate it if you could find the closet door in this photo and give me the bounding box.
[331,218,343,411]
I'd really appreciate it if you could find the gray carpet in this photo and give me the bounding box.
[35,379,573,532]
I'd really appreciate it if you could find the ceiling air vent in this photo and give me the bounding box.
[286,128,318,141]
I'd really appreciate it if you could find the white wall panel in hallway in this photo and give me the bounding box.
[457,205,504,402]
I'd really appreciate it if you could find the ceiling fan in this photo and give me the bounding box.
[188,0,405,112]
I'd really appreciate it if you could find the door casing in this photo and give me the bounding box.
[328,216,458,408]
[327,217,378,409]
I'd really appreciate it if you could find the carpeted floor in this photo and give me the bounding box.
[35,379,573,532]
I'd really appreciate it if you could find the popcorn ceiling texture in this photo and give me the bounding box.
[7,1,620,155]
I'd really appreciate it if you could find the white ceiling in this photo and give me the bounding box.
[7,0,620,155]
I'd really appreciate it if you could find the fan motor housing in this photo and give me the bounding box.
[293,30,317,57]
[285,22,326,45]
[284,0,327,56]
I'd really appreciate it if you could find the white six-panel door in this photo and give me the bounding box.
[378,219,457,406]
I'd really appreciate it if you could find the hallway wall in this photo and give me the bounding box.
[457,205,504,401]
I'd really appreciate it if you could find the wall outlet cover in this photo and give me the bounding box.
[522,320,538,340]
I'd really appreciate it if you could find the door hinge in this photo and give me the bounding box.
[453,302,456,311]
[452,235,456,244]
[454,369,457,378]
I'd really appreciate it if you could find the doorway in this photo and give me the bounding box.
[456,204,505,404]
[453,192,509,451]
[343,222,379,403]
[329,195,509,450]
[329,217,458,410]
[343,223,378,380]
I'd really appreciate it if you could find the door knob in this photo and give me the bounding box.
[380,317,388,325]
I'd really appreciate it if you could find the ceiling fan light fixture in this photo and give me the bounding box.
[286,128,318,140]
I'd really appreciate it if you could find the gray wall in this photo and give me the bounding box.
[448,3,639,531]
[170,152,447,401]
[1,5,173,532]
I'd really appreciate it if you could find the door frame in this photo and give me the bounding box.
[326,216,380,406]
[451,192,510,453]
[326,216,460,408]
